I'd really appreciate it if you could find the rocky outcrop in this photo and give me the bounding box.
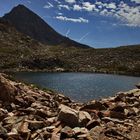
[0,74,18,102]
[0,73,140,140]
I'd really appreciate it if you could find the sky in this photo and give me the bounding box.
[0,0,140,48]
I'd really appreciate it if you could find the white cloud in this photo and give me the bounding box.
[100,9,108,16]
[95,1,116,10]
[58,12,63,15]
[73,4,82,11]
[55,16,89,23]
[73,2,96,12]
[58,4,70,10]
[54,0,140,27]
[111,1,140,27]
[44,2,53,9]
[95,1,140,27]
[107,3,116,9]
[65,0,76,4]
[82,2,95,12]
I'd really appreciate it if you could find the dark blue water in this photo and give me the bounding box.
[12,72,140,102]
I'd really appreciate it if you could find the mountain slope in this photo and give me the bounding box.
[0,18,139,75]
[0,8,140,75]
[2,4,90,48]
[0,18,46,69]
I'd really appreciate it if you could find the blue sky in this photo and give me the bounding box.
[0,0,140,48]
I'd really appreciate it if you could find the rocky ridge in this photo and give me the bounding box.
[0,73,140,140]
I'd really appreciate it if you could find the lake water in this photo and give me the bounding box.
[12,72,140,102]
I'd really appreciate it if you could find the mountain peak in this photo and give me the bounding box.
[2,5,90,48]
[14,4,27,9]
[4,4,38,20]
[7,4,32,15]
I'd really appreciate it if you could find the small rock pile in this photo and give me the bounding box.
[0,73,140,140]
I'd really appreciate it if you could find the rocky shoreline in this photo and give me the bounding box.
[0,73,140,140]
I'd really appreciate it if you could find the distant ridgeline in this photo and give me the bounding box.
[0,5,140,75]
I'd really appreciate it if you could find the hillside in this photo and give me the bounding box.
[0,18,140,75]
[41,45,140,75]
[0,18,46,70]
[3,4,90,48]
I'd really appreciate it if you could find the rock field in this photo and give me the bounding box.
[0,73,140,140]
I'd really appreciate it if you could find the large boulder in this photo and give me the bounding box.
[58,104,79,127]
[0,74,18,102]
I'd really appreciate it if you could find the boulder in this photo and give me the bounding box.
[0,124,7,138]
[80,101,106,112]
[58,104,79,127]
[124,108,137,117]
[78,111,91,127]
[73,127,88,136]
[88,126,103,140]
[24,95,36,105]
[133,89,140,97]
[0,74,18,102]
[110,105,125,113]
[0,108,8,121]
[51,133,60,140]
[109,111,126,120]
[35,109,48,118]
[60,126,74,139]
[18,120,30,134]
[28,120,44,131]
[136,83,140,89]
[86,120,100,130]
